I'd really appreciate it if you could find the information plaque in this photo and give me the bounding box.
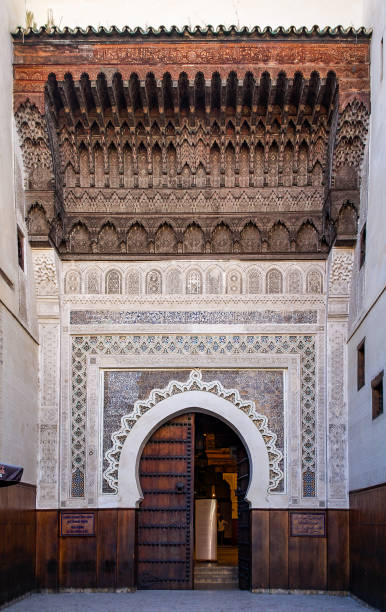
[290,511,326,537]
[60,512,96,536]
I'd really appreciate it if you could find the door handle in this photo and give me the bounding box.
[176,482,185,493]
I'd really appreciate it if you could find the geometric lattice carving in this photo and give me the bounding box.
[105,270,122,294]
[186,270,202,295]
[227,269,242,294]
[266,269,283,294]
[126,271,140,295]
[287,268,302,294]
[247,268,262,294]
[70,333,317,498]
[206,266,223,294]
[166,268,183,294]
[146,270,162,295]
[306,269,323,294]
[85,269,101,294]
[65,270,81,294]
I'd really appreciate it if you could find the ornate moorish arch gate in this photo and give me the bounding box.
[112,370,282,590]
[21,25,370,593]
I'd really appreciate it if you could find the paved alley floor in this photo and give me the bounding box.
[5,591,374,612]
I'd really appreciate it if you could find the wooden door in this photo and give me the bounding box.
[137,413,194,589]
[237,447,251,589]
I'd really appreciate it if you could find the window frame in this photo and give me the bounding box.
[359,224,366,269]
[357,338,365,390]
[17,227,25,271]
[371,370,384,420]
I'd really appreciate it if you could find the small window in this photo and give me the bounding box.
[17,228,24,271]
[372,371,384,420]
[357,339,365,390]
[359,224,366,269]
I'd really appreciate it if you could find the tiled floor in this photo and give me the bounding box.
[6,591,373,612]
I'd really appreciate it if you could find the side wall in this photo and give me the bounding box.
[348,2,386,609]
[0,1,39,606]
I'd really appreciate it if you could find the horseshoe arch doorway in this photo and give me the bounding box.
[136,411,251,590]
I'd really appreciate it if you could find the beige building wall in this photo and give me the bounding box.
[0,0,39,485]
[348,0,386,491]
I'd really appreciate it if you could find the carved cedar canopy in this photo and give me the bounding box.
[13,26,370,258]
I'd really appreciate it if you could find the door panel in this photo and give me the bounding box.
[237,447,251,590]
[137,413,194,589]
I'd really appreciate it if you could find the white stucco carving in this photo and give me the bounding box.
[33,250,59,296]
[62,259,325,297]
[106,369,283,506]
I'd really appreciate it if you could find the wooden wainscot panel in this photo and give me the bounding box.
[117,509,136,589]
[250,510,269,590]
[290,511,326,537]
[59,512,97,588]
[350,484,386,611]
[327,510,349,591]
[289,511,327,590]
[97,510,118,589]
[36,510,59,590]
[269,510,288,589]
[0,483,36,606]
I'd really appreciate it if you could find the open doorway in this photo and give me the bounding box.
[136,412,250,590]
[194,413,242,588]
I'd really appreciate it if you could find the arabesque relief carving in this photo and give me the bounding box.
[13,31,369,256]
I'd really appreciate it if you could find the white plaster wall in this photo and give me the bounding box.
[348,294,386,490]
[0,0,39,485]
[0,0,24,309]
[24,0,363,30]
[357,0,386,308]
[347,0,386,490]
[0,305,39,484]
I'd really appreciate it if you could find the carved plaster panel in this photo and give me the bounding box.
[61,332,323,508]
[33,250,59,296]
[61,259,325,297]
[325,246,353,508]
[37,323,60,508]
[85,353,302,509]
[328,249,354,296]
